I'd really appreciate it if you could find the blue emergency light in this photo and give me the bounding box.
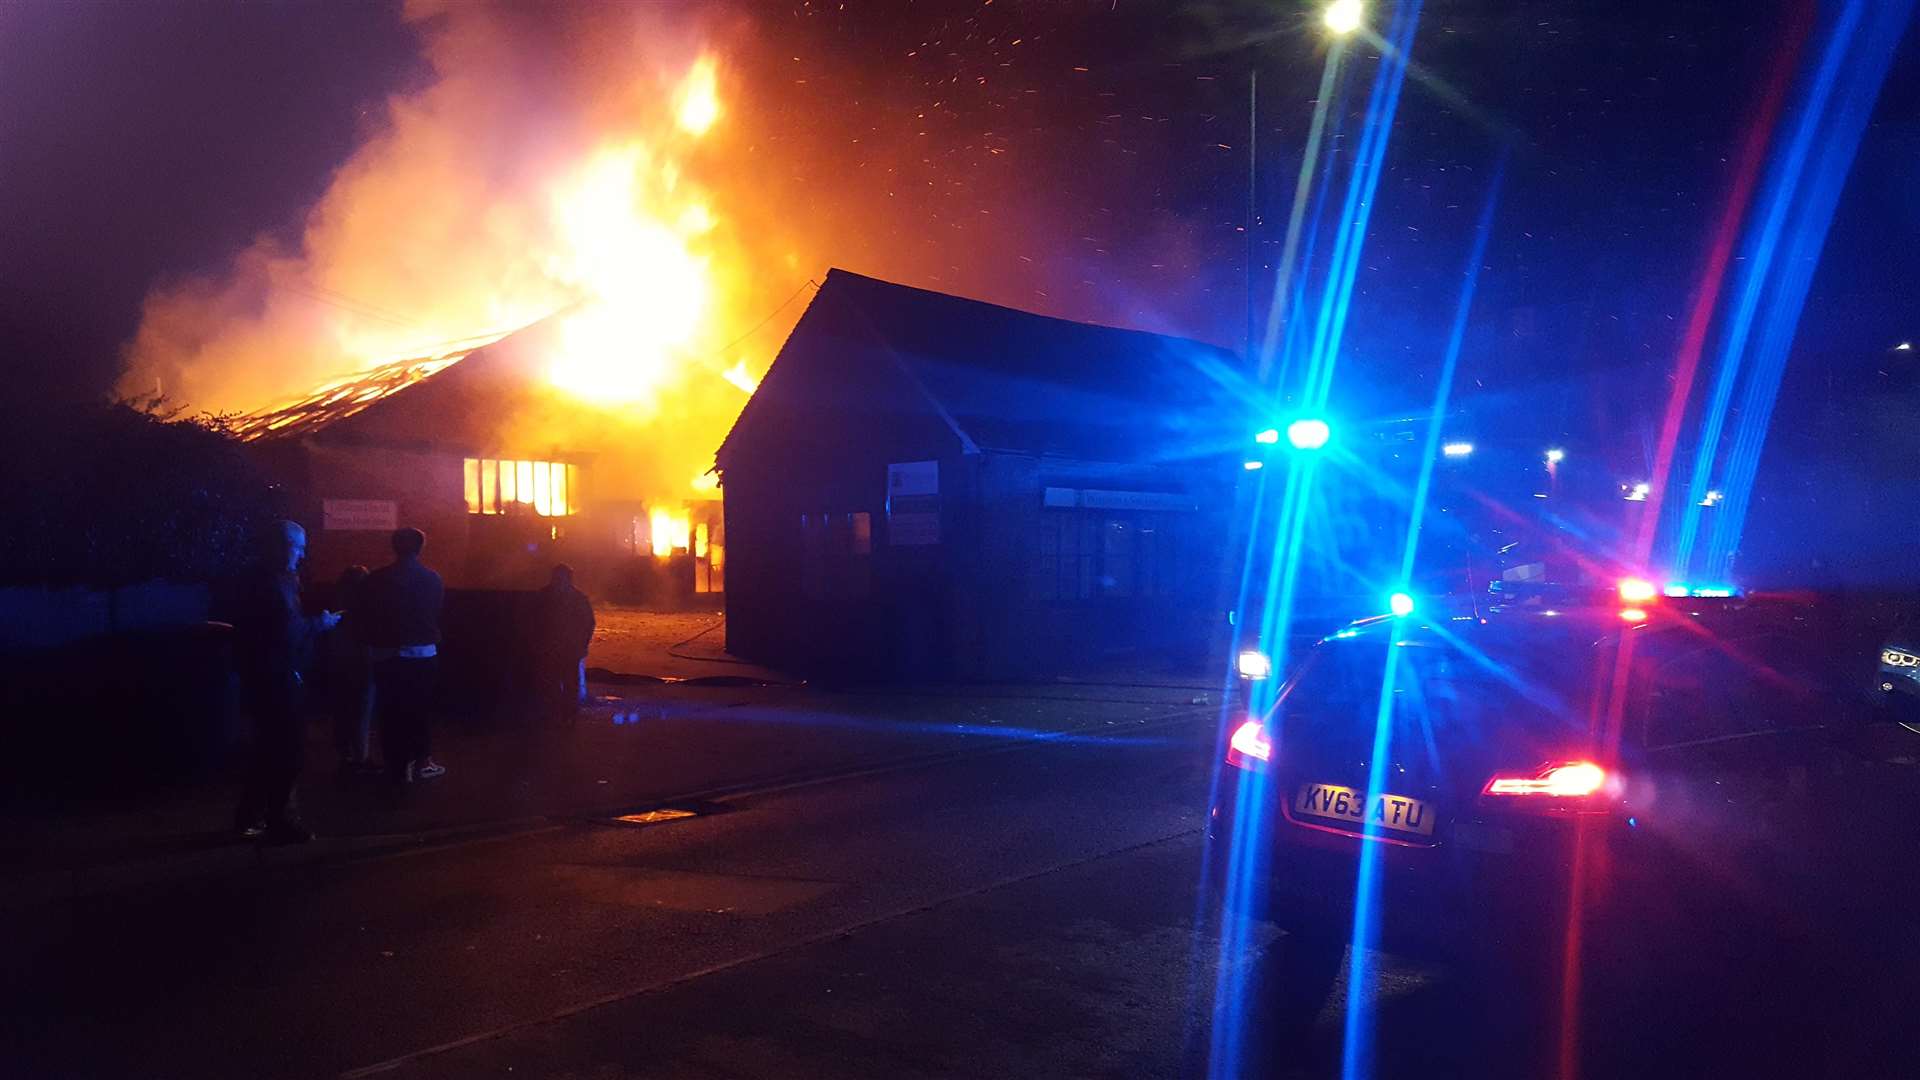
[1285,417,1332,451]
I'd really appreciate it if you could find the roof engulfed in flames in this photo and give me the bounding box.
[177,38,777,503]
[227,333,504,441]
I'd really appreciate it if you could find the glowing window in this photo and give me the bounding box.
[516,461,535,507]
[463,458,581,517]
[532,462,551,516]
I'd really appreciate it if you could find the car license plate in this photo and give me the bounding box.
[1294,783,1436,837]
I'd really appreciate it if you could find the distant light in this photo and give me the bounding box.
[1542,609,1561,617]
[1665,582,1739,599]
[1620,608,1650,623]
[1897,342,1913,352]
[1243,460,1264,471]
[1618,577,1658,603]
[1237,649,1272,680]
[1531,492,1550,499]
[1545,447,1566,464]
[1285,417,1332,451]
[1624,481,1651,502]
[1254,428,1281,444]
[1699,489,1723,507]
[1324,0,1364,35]
[1388,591,1415,618]
[1441,441,1474,458]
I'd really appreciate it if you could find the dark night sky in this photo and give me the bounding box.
[0,3,425,402]
[2,1,1915,470]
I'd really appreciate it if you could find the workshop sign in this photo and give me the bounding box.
[322,498,399,532]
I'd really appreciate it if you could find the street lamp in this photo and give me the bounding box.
[1324,0,1364,35]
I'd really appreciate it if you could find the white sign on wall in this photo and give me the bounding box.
[322,498,399,532]
[887,460,940,545]
[1041,487,1197,512]
[887,460,939,497]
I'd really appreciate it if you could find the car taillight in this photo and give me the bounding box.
[1617,577,1658,603]
[1226,719,1271,771]
[1481,760,1615,810]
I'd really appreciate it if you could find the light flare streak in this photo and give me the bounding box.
[1342,150,1502,1080]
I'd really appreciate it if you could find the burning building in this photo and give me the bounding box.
[129,36,766,601]
[234,317,722,598]
[717,270,1247,680]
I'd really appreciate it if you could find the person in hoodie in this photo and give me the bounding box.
[232,520,339,843]
[360,527,445,786]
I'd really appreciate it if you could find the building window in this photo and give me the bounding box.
[464,459,579,516]
[1038,510,1179,601]
[799,510,873,599]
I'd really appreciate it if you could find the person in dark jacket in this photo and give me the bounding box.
[232,520,339,844]
[324,564,374,774]
[361,527,445,787]
[533,564,595,723]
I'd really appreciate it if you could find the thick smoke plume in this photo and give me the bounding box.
[120,1,791,503]
[119,1,1243,504]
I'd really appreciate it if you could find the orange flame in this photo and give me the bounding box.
[650,506,692,556]
[543,133,716,404]
[675,56,722,136]
[721,359,760,394]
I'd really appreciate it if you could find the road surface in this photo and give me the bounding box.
[8,684,1906,1079]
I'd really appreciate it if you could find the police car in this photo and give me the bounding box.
[1208,581,1920,1071]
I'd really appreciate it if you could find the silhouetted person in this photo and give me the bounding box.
[362,527,445,787]
[324,564,374,774]
[533,563,595,723]
[232,520,339,844]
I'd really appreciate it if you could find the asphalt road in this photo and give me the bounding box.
[5,693,1233,1079]
[9,687,1914,1079]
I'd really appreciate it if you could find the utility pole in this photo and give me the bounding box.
[1246,69,1257,367]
